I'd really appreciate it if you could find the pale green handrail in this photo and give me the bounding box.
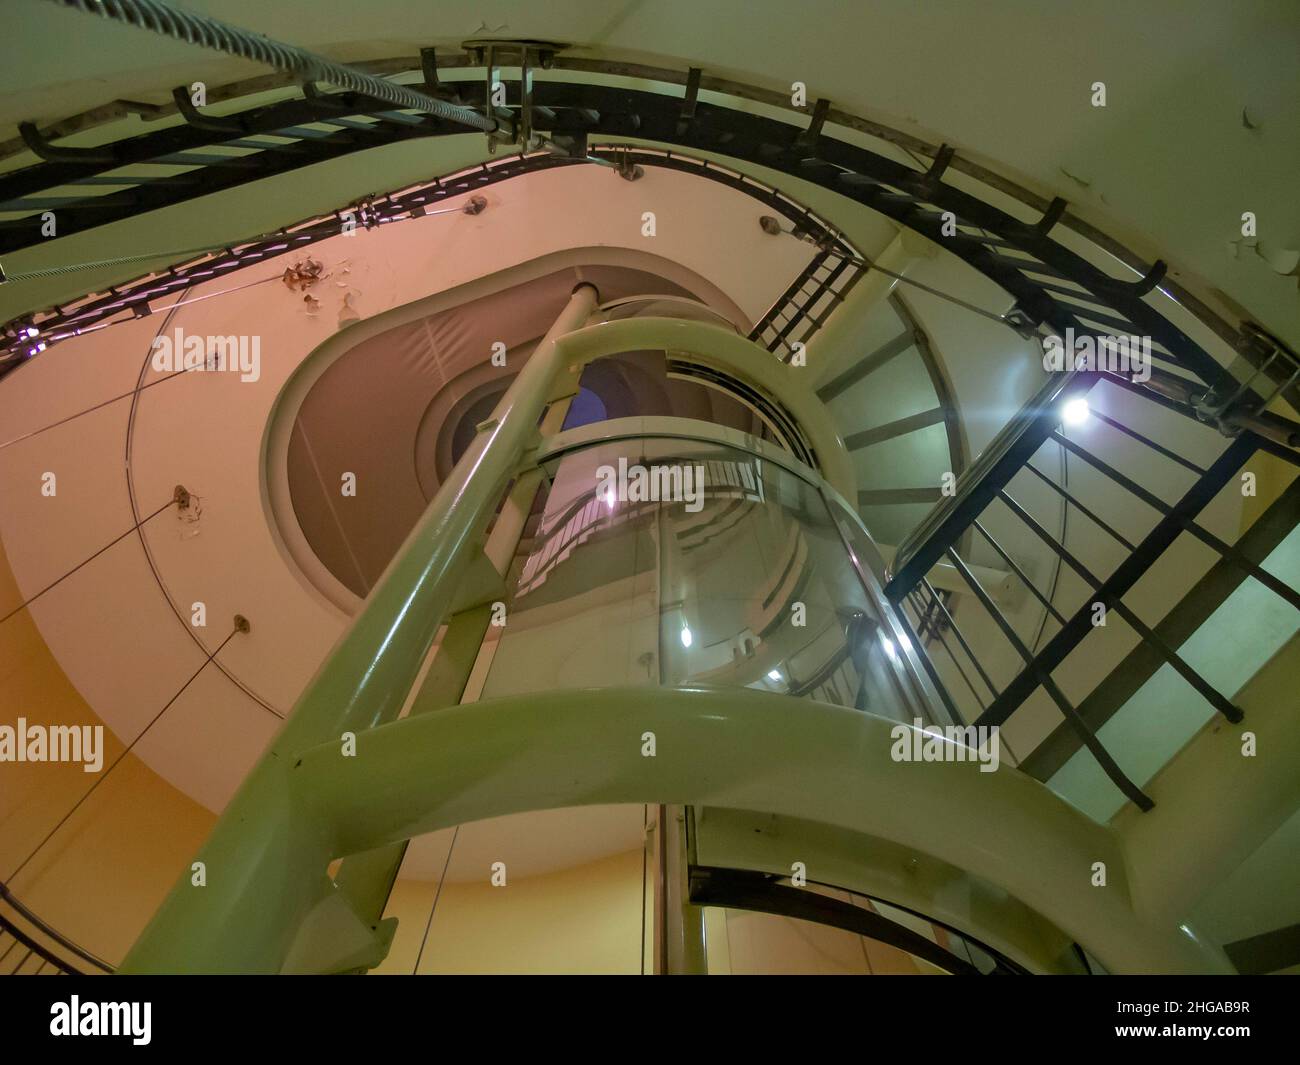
[293,686,1229,975]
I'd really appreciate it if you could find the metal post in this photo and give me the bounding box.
[663,806,708,974]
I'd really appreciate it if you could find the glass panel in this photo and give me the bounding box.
[478,436,922,722]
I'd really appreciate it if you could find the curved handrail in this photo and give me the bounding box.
[289,686,1231,976]
[0,881,114,974]
[550,317,857,501]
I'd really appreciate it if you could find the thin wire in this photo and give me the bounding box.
[1,277,287,451]
[6,625,240,884]
[0,371,189,451]
[3,243,239,282]
[640,803,648,976]
[412,826,459,975]
[843,251,1013,328]
[0,497,176,625]
[139,273,281,315]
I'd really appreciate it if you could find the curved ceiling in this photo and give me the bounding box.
[282,263,761,600]
[2,1,1295,352]
[0,160,837,811]
[1,2,1295,974]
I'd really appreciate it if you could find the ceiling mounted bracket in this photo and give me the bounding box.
[171,85,247,135]
[1032,196,1069,237]
[614,147,644,181]
[1005,305,1047,340]
[18,121,117,165]
[794,97,830,154]
[419,47,441,94]
[919,144,956,195]
[466,39,567,154]
[676,67,702,136]
[1128,259,1168,297]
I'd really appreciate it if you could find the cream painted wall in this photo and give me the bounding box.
[705,898,944,975]
[0,538,215,966]
[377,847,647,976]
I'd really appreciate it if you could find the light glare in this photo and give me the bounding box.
[1061,397,1090,426]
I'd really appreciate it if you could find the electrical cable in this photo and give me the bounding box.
[0,495,178,625]
[412,826,459,974]
[0,368,192,451]
[5,622,243,884]
[841,250,1014,329]
[2,243,240,283]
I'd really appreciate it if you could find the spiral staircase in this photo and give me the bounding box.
[0,1,1296,976]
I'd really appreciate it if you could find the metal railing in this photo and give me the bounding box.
[5,43,1289,421]
[884,356,1300,811]
[0,882,113,975]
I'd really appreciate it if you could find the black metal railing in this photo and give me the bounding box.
[0,882,113,975]
[884,350,1300,812]
[749,243,864,362]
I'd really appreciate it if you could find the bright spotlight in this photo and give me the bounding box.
[1061,397,1090,426]
[767,669,783,682]
[680,626,693,648]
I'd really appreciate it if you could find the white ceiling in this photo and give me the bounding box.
[2,0,1296,350]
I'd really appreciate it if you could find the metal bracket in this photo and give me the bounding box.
[1129,259,1167,297]
[343,193,380,231]
[419,47,440,93]
[1032,195,1069,237]
[922,143,956,190]
[466,40,565,152]
[794,97,830,154]
[614,147,644,181]
[171,85,246,135]
[18,121,116,165]
[1006,292,1054,337]
[676,67,702,136]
